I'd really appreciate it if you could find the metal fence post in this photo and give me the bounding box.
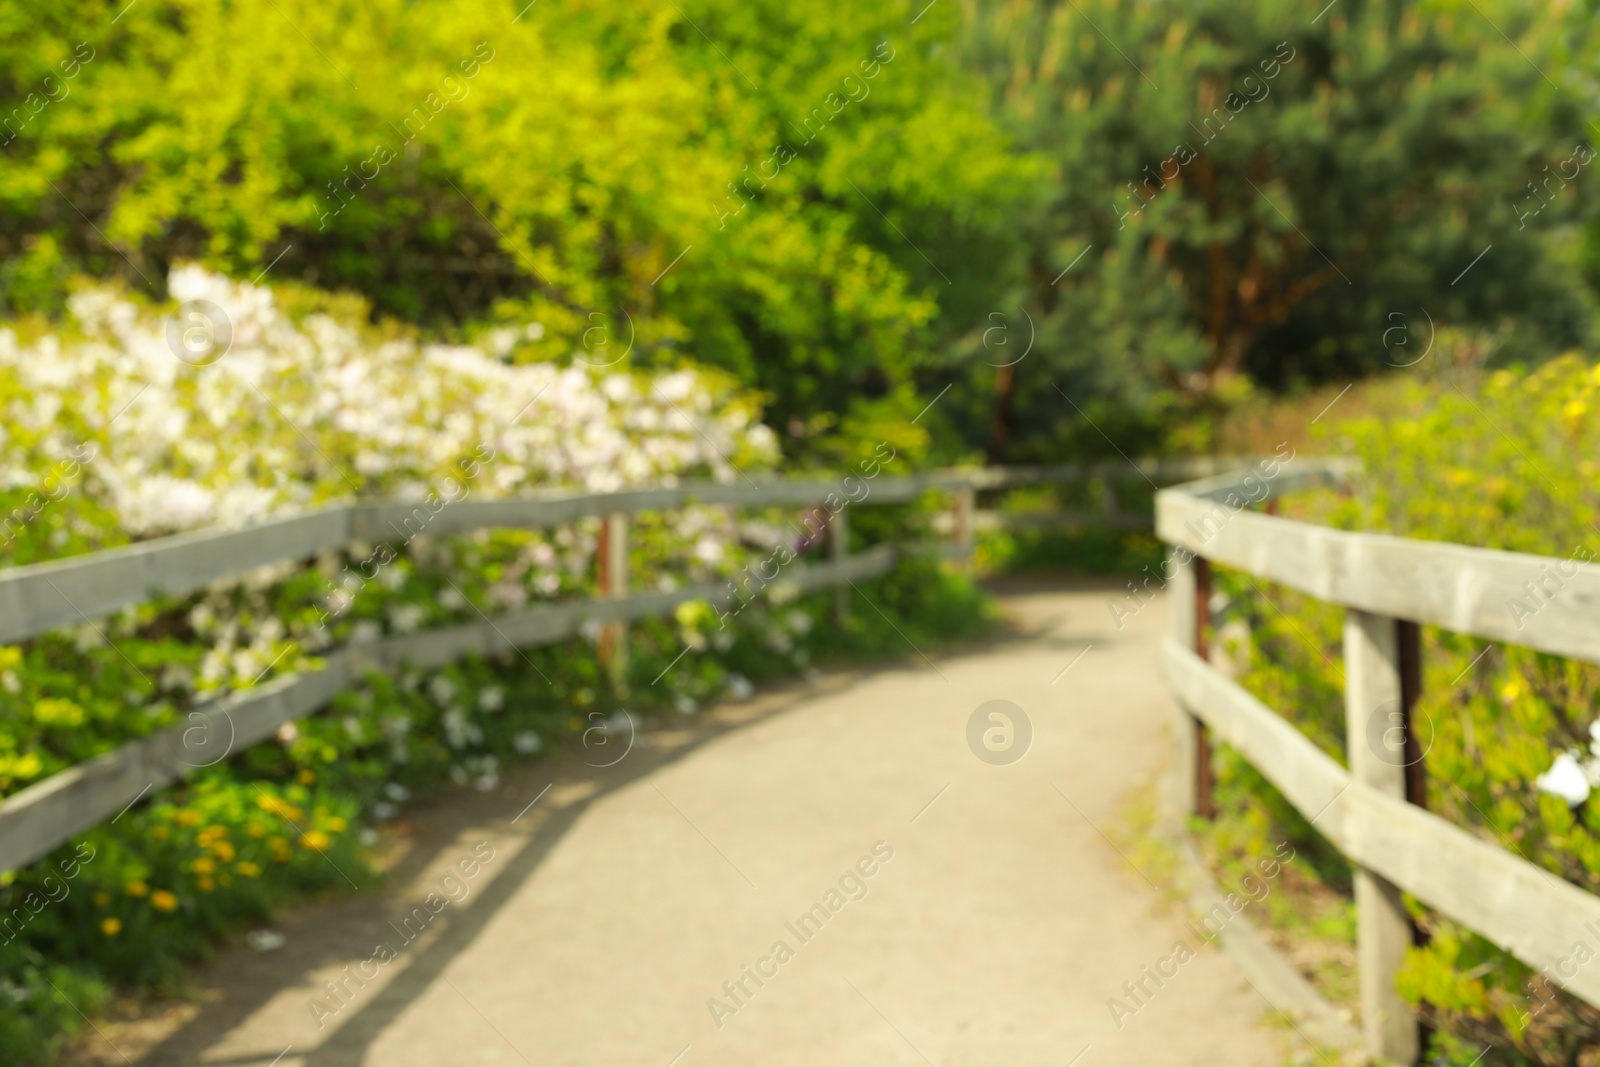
[1344,608,1421,1065]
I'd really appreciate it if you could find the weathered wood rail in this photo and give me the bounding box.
[0,456,1237,876]
[1160,461,1600,1065]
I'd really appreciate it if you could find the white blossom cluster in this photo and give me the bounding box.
[0,267,794,713]
[0,265,777,535]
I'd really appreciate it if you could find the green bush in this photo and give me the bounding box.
[1212,353,1600,1064]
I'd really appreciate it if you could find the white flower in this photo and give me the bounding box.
[389,603,426,633]
[439,586,468,611]
[372,801,398,820]
[1536,751,1592,805]
[350,620,382,646]
[427,676,457,704]
[513,731,542,754]
[478,685,505,712]
[383,781,411,802]
[674,695,698,715]
[725,674,754,700]
[442,707,472,749]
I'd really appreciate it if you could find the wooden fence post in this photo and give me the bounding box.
[1101,477,1119,525]
[952,484,975,563]
[830,506,849,624]
[597,513,628,688]
[1170,551,1215,819]
[1344,608,1421,1065]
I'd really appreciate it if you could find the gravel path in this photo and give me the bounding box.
[78,584,1285,1067]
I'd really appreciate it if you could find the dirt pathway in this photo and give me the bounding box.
[74,584,1286,1067]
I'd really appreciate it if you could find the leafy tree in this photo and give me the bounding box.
[0,0,1032,463]
[942,0,1597,461]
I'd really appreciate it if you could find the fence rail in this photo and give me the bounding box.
[1158,461,1600,1065]
[0,456,1234,876]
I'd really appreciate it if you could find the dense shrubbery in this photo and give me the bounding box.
[1210,352,1600,1065]
[0,270,994,1064]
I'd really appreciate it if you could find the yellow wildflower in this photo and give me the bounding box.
[192,857,215,874]
[235,861,262,878]
[150,890,179,912]
[101,918,122,937]
[300,830,332,851]
[256,795,304,822]
[33,698,85,726]
[126,880,148,897]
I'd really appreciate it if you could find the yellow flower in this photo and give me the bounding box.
[1562,399,1588,436]
[297,768,317,785]
[175,810,201,827]
[150,890,179,912]
[1501,678,1526,704]
[33,698,85,726]
[126,880,148,897]
[235,861,262,878]
[0,647,21,670]
[100,918,122,937]
[325,817,347,833]
[247,824,266,838]
[197,876,215,892]
[9,753,42,780]
[151,826,169,840]
[300,830,332,851]
[211,841,236,861]
[256,795,304,822]
[93,892,110,907]
[192,857,215,874]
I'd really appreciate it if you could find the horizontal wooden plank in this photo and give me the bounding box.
[1163,636,1349,828]
[0,548,898,873]
[0,662,352,872]
[0,509,350,645]
[0,460,1234,645]
[1157,478,1600,664]
[1164,640,1600,1009]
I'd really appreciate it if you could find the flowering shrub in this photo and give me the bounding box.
[1209,354,1600,1065]
[0,269,993,1064]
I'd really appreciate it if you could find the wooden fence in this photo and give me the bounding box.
[1159,461,1600,1065]
[0,456,1238,878]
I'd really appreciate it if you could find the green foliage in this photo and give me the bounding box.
[0,0,1033,462]
[1217,355,1600,1063]
[941,0,1596,461]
